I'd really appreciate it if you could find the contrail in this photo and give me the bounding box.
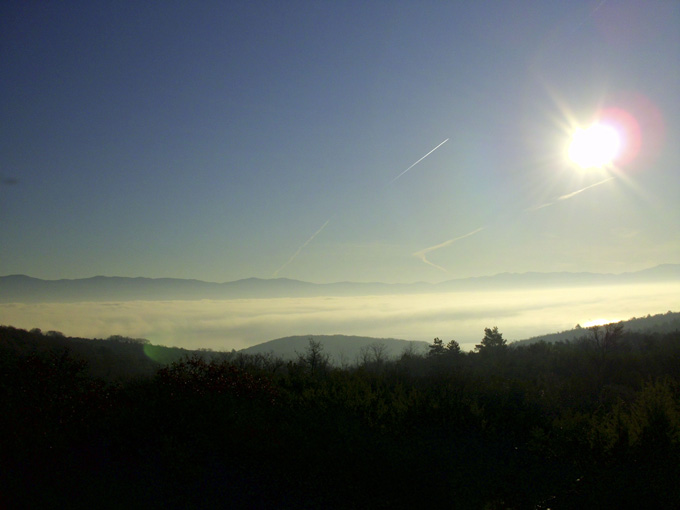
[413,227,485,273]
[273,218,331,277]
[526,176,615,211]
[388,138,450,186]
[273,137,449,276]
[557,176,614,201]
[573,0,608,31]
[525,201,554,212]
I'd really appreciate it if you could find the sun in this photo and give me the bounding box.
[568,123,621,169]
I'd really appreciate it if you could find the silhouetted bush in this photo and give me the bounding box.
[1,324,679,508]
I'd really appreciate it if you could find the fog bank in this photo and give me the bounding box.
[1,283,678,352]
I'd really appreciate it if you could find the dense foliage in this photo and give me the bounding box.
[1,324,679,508]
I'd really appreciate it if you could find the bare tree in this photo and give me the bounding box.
[297,338,329,376]
[369,342,389,365]
[358,342,389,370]
[589,322,624,364]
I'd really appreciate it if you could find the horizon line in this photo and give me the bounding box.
[1,263,677,285]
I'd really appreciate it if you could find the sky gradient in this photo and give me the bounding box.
[2,0,679,284]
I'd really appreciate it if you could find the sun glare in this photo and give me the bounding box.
[582,317,623,328]
[568,123,621,169]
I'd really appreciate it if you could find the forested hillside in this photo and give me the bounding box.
[512,311,680,346]
[1,324,679,508]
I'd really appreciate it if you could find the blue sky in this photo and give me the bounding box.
[2,0,679,283]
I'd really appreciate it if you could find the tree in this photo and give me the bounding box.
[428,337,445,357]
[107,335,150,345]
[400,342,423,361]
[369,342,388,364]
[445,340,461,355]
[589,322,624,364]
[428,338,461,359]
[475,327,507,353]
[297,338,329,376]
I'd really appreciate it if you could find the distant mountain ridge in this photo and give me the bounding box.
[1,264,679,303]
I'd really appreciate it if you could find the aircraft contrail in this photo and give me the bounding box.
[273,137,450,277]
[272,218,332,277]
[557,176,615,201]
[388,138,450,186]
[526,176,615,211]
[573,0,608,31]
[413,227,485,273]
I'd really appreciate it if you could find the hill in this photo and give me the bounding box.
[240,334,428,364]
[0,326,222,381]
[0,326,425,380]
[511,310,680,347]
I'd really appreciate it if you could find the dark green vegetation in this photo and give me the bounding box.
[2,323,680,509]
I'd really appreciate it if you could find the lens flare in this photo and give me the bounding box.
[599,106,642,166]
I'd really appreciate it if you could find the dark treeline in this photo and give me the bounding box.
[1,325,679,508]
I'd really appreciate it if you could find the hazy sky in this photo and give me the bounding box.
[2,1,679,284]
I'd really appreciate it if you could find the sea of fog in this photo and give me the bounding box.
[2,282,678,352]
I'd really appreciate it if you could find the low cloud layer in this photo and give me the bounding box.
[1,283,678,352]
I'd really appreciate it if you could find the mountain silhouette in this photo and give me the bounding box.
[1,264,678,303]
